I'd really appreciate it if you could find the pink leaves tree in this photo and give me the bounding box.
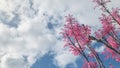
[61,0,120,68]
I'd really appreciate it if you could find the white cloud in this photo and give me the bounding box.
[54,51,78,68]
[0,54,28,68]
[0,7,57,68]
[0,0,120,68]
[95,45,105,53]
[52,41,78,68]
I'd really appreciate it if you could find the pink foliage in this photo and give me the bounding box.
[61,15,92,56]
[95,14,114,39]
[106,48,116,58]
[111,8,120,24]
[93,0,110,9]
[100,14,114,34]
[107,36,118,48]
[116,57,120,62]
[104,47,120,62]
[69,45,80,56]
[94,29,104,39]
[82,61,98,68]
[61,0,120,67]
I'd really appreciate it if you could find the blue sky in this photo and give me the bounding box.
[30,53,58,68]
[30,52,120,68]
[30,52,81,68]
[0,0,120,68]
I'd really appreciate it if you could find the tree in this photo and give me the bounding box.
[61,0,120,68]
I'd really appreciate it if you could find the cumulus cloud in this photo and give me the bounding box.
[54,51,78,68]
[0,0,120,68]
[52,41,78,68]
[0,54,28,68]
[0,16,57,68]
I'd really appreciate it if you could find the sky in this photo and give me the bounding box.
[0,0,120,68]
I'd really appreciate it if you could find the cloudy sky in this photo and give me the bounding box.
[0,0,120,68]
